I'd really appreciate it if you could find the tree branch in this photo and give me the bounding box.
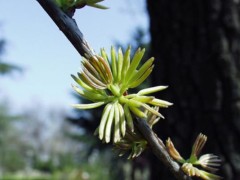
[37,0,93,57]
[135,118,192,180]
[36,0,192,179]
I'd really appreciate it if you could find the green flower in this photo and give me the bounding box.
[72,47,172,143]
[166,133,222,180]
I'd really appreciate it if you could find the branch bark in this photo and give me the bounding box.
[37,0,93,57]
[135,118,191,180]
[36,0,192,179]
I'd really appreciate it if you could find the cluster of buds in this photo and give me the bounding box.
[166,133,222,180]
[71,46,172,145]
[114,107,160,159]
[55,0,107,15]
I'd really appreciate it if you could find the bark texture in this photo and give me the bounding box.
[147,0,240,179]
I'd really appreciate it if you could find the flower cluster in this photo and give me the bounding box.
[166,133,222,180]
[56,0,107,13]
[71,47,172,144]
[114,107,160,159]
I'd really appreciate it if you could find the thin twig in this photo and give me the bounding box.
[36,0,192,179]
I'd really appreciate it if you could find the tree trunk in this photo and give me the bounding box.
[147,0,240,179]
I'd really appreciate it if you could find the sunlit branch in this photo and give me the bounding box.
[37,0,93,57]
[36,0,192,179]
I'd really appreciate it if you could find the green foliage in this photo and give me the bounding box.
[0,62,21,75]
[64,28,152,180]
[0,39,21,76]
[2,151,117,180]
[0,103,29,172]
[0,103,119,179]
[72,47,171,144]
[65,29,152,179]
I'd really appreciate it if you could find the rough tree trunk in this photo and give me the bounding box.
[147,0,240,179]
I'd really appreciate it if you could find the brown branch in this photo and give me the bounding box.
[36,0,192,180]
[37,0,93,57]
[135,118,192,180]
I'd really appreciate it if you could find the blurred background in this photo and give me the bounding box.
[1,0,240,179]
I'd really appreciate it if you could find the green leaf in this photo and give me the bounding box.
[72,101,105,109]
[125,48,145,83]
[104,104,115,143]
[121,46,131,81]
[124,104,134,132]
[129,65,153,88]
[99,103,112,140]
[138,86,168,95]
[111,46,117,82]
[114,103,121,143]
[128,57,154,85]
[117,48,123,82]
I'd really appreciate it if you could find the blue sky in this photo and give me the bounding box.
[0,0,148,113]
